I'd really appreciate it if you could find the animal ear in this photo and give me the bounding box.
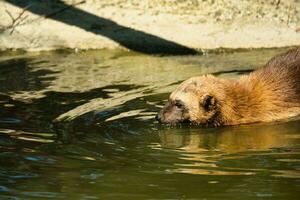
[202,95,216,111]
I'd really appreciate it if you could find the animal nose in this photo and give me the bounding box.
[155,114,161,122]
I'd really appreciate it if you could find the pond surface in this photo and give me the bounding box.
[0,49,299,200]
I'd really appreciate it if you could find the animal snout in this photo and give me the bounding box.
[155,113,162,122]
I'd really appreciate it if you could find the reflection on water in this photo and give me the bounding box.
[157,121,300,177]
[0,48,299,200]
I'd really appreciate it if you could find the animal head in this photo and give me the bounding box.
[156,75,227,126]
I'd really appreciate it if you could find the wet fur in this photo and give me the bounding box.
[157,47,300,126]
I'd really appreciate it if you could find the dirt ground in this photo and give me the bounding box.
[0,0,299,52]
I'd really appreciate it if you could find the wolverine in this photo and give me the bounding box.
[156,47,300,126]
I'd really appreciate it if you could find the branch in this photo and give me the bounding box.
[3,1,86,34]
[4,4,31,34]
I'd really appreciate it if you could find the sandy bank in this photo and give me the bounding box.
[0,0,300,54]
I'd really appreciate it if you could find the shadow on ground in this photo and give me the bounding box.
[5,0,197,55]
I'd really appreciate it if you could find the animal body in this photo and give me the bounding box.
[156,47,300,126]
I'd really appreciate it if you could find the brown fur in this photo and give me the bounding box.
[156,47,300,126]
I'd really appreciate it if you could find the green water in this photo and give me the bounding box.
[0,49,299,200]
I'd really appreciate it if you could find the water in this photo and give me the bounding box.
[0,49,299,200]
